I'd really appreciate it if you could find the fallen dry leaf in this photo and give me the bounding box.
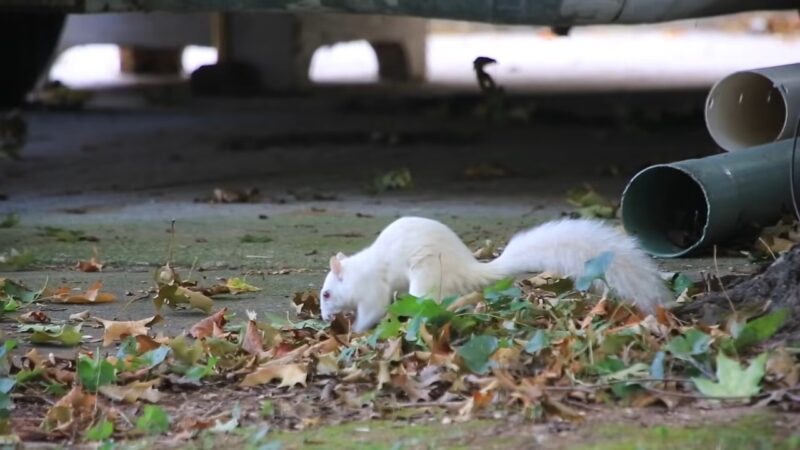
[76,252,103,272]
[241,319,265,357]
[96,315,162,346]
[99,379,161,403]
[49,281,116,304]
[19,310,50,324]
[766,347,800,388]
[240,364,307,387]
[580,297,608,330]
[155,284,214,314]
[135,335,163,353]
[189,308,228,339]
[463,162,510,180]
[292,291,320,318]
[315,353,339,376]
[42,386,98,433]
[472,239,496,259]
[226,277,261,294]
[377,360,391,389]
[491,347,522,370]
[211,187,259,203]
[69,310,91,322]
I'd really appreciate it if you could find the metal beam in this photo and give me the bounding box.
[0,0,795,26]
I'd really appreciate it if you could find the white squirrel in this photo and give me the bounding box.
[320,216,670,332]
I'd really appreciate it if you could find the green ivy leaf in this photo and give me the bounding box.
[692,353,767,399]
[45,382,66,396]
[483,278,522,303]
[592,356,626,375]
[404,314,424,343]
[138,346,171,369]
[373,317,403,341]
[671,273,693,296]
[1,279,42,304]
[135,405,170,435]
[734,309,789,350]
[602,363,650,381]
[115,336,138,359]
[15,368,42,384]
[168,336,203,365]
[28,324,82,346]
[1,299,18,313]
[575,251,614,292]
[0,378,15,396]
[86,419,114,441]
[183,356,218,382]
[650,351,665,380]
[261,400,274,418]
[389,296,450,321]
[77,353,117,392]
[524,330,550,354]
[665,329,711,359]
[457,335,498,374]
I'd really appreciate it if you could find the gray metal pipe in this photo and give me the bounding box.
[5,0,796,25]
[621,139,795,257]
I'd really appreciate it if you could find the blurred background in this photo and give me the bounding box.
[46,12,800,92]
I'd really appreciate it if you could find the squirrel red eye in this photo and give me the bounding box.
[322,291,331,300]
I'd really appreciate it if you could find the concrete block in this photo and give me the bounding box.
[56,11,427,91]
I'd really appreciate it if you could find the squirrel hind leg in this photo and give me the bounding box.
[408,264,445,301]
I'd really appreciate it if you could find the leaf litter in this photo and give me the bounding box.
[0,231,799,446]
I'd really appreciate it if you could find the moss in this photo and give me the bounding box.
[0,212,533,271]
[578,414,799,450]
[268,420,492,450]
[187,420,532,450]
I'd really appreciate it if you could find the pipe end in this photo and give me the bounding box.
[622,165,709,257]
[706,71,787,151]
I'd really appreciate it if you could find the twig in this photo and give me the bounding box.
[124,293,151,310]
[562,397,605,412]
[757,237,778,261]
[187,255,199,282]
[453,311,532,328]
[446,292,483,312]
[713,245,737,315]
[393,401,463,409]
[541,378,690,392]
[641,385,755,401]
[685,357,716,381]
[167,219,176,265]
[117,409,135,428]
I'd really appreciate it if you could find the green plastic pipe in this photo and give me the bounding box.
[621,139,795,257]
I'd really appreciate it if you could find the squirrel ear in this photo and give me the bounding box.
[336,252,347,261]
[330,255,344,280]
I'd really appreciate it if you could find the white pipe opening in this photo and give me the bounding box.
[705,64,800,152]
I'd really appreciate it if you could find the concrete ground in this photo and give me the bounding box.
[0,85,759,348]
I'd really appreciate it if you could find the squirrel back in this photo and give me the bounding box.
[320,217,670,332]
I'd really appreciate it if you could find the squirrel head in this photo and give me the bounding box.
[320,252,351,321]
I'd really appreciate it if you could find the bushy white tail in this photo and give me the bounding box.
[485,219,670,313]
